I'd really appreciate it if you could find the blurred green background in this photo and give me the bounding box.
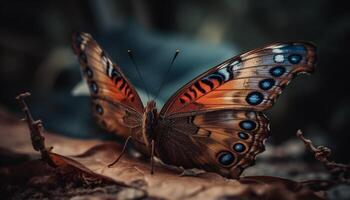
[0,0,349,163]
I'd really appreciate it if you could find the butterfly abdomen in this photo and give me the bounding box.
[141,101,158,148]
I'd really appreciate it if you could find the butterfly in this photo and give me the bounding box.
[72,32,317,178]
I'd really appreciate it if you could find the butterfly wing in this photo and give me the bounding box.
[156,42,316,178]
[156,109,269,178]
[72,32,144,138]
[160,42,316,117]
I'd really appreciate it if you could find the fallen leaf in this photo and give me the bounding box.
[0,95,328,200]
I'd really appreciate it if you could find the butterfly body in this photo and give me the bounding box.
[72,32,316,178]
[139,100,158,151]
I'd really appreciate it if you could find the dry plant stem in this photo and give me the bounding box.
[297,129,350,183]
[16,92,56,167]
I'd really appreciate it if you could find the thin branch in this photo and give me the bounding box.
[16,92,56,167]
[297,130,349,183]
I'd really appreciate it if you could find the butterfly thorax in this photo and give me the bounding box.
[142,100,158,148]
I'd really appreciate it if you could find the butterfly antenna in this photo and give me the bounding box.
[127,50,151,101]
[154,49,180,100]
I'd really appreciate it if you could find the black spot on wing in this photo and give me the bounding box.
[184,92,192,101]
[180,98,186,104]
[85,67,93,78]
[194,82,206,93]
[202,79,214,90]
[111,69,122,83]
[226,65,234,80]
[208,72,224,84]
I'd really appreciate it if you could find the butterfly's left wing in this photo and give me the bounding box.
[72,32,144,139]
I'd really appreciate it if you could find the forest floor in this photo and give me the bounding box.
[0,103,349,200]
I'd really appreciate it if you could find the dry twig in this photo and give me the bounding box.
[16,92,56,167]
[297,130,349,183]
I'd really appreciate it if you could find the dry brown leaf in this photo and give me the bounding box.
[0,97,327,200]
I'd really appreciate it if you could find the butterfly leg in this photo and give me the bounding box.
[108,136,132,168]
[150,139,155,175]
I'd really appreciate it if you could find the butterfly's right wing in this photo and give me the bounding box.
[72,32,144,138]
[156,109,269,178]
[156,42,317,178]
